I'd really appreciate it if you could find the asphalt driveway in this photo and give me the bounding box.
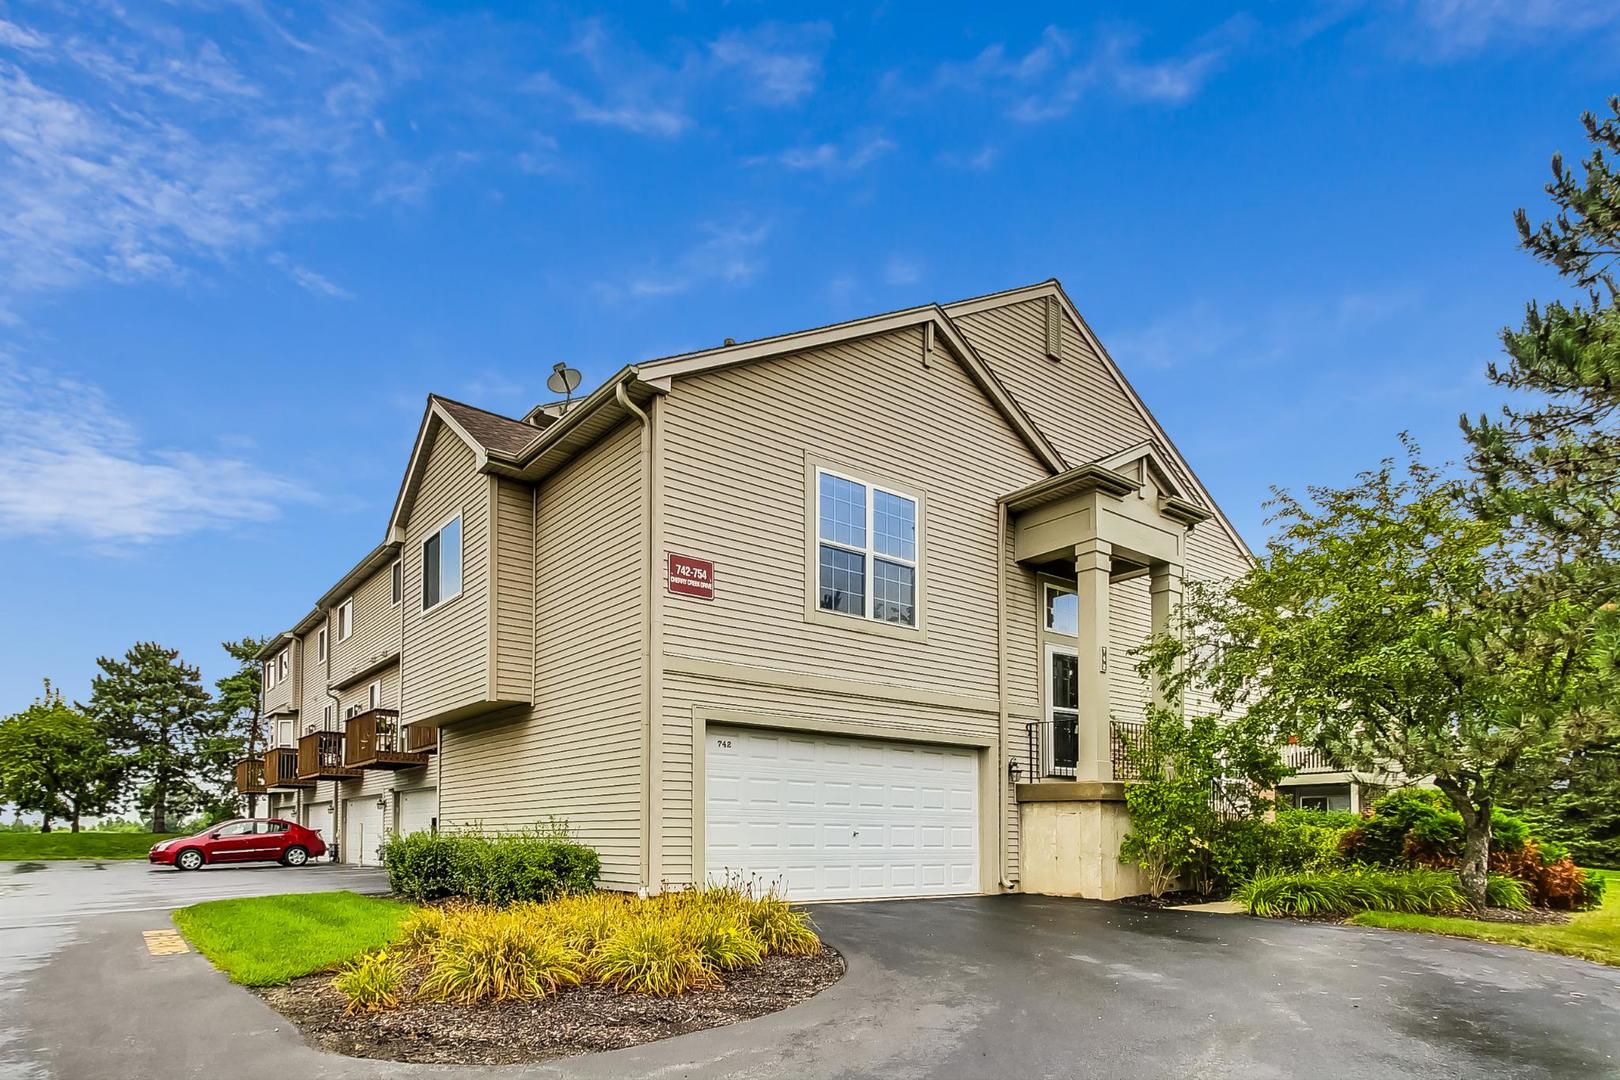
[8,879,1620,1080]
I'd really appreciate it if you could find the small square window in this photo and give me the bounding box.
[1045,587,1078,636]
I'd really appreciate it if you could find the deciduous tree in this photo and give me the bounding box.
[0,682,122,832]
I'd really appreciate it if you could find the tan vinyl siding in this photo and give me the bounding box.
[400,427,491,725]
[300,621,331,726]
[654,325,1048,886]
[492,477,536,703]
[337,661,400,717]
[439,421,646,889]
[262,646,294,715]
[331,563,402,691]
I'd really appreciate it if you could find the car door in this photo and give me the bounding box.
[256,820,292,861]
[206,821,260,862]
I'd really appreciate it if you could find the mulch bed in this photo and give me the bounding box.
[259,946,845,1066]
[1117,890,1221,910]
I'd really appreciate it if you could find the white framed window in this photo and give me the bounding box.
[368,680,381,710]
[278,651,288,679]
[317,627,327,663]
[323,703,334,727]
[814,468,919,627]
[264,661,276,690]
[422,514,463,612]
[277,719,292,746]
[1044,584,1078,637]
[337,597,353,642]
[391,560,402,606]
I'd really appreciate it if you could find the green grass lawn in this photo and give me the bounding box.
[0,831,181,860]
[172,892,413,986]
[1349,869,1620,967]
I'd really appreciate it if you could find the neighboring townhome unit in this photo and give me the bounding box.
[241,279,1253,901]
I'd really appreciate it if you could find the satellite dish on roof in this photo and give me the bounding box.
[547,362,582,413]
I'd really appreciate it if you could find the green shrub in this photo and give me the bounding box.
[1341,788,1531,866]
[380,827,600,904]
[1486,874,1532,911]
[1235,868,1468,917]
[1276,807,1363,830]
[331,949,408,1013]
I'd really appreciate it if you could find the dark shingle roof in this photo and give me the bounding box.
[431,395,549,458]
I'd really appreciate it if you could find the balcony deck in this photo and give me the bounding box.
[297,730,362,781]
[234,757,266,794]
[344,709,432,770]
[263,746,314,789]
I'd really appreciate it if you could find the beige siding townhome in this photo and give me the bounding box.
[240,279,1253,901]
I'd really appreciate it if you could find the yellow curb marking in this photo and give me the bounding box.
[143,929,190,956]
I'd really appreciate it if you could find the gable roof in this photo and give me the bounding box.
[432,395,547,458]
[638,302,1066,475]
[944,279,1254,561]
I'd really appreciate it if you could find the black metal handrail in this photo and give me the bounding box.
[1111,719,1150,781]
[1024,718,1078,780]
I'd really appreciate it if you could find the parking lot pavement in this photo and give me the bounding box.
[0,858,388,1080]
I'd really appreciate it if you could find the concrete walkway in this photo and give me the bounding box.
[9,882,1620,1080]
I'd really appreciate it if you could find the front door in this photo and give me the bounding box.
[1045,644,1079,777]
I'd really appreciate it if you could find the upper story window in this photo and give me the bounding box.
[317,627,327,663]
[814,469,919,628]
[277,651,289,679]
[1045,585,1078,637]
[391,560,403,606]
[323,703,334,727]
[264,660,276,690]
[368,680,381,710]
[422,514,463,612]
[337,598,353,642]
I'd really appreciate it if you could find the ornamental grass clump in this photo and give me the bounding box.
[417,907,584,1004]
[1235,868,1468,918]
[589,919,718,996]
[331,949,409,1014]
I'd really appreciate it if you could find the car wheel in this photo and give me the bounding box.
[281,845,309,868]
[175,848,204,871]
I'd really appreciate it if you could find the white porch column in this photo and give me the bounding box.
[1074,538,1112,782]
[1148,561,1184,710]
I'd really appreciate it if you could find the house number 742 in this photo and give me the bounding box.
[715,738,733,749]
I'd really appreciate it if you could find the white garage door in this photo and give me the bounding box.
[399,788,437,837]
[344,796,387,867]
[301,800,333,838]
[705,725,980,901]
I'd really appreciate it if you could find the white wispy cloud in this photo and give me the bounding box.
[601,220,773,301]
[268,253,354,300]
[528,19,831,138]
[0,356,312,544]
[0,4,418,307]
[884,256,923,286]
[891,18,1251,122]
[1400,0,1620,55]
[756,131,895,175]
[708,22,833,106]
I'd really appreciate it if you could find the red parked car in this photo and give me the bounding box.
[149,818,327,871]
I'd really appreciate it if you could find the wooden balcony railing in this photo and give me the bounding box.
[263,745,313,788]
[1283,743,1339,774]
[343,708,431,770]
[234,756,266,794]
[297,729,361,780]
[405,723,438,755]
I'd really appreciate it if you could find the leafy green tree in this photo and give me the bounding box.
[1145,448,1616,907]
[0,682,122,832]
[212,636,267,816]
[86,643,221,833]
[1118,702,1287,897]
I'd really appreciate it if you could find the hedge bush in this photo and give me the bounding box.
[380,827,600,904]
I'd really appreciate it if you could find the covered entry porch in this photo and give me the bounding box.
[1002,446,1209,899]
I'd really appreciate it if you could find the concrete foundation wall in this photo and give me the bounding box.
[1019,797,1147,900]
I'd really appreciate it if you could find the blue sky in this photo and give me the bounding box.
[1,1,1616,711]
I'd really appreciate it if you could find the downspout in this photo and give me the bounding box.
[326,671,344,863]
[995,500,1010,890]
[616,381,659,893]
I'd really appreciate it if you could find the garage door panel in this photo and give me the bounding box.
[705,725,979,902]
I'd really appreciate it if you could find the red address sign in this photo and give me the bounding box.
[667,553,715,600]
